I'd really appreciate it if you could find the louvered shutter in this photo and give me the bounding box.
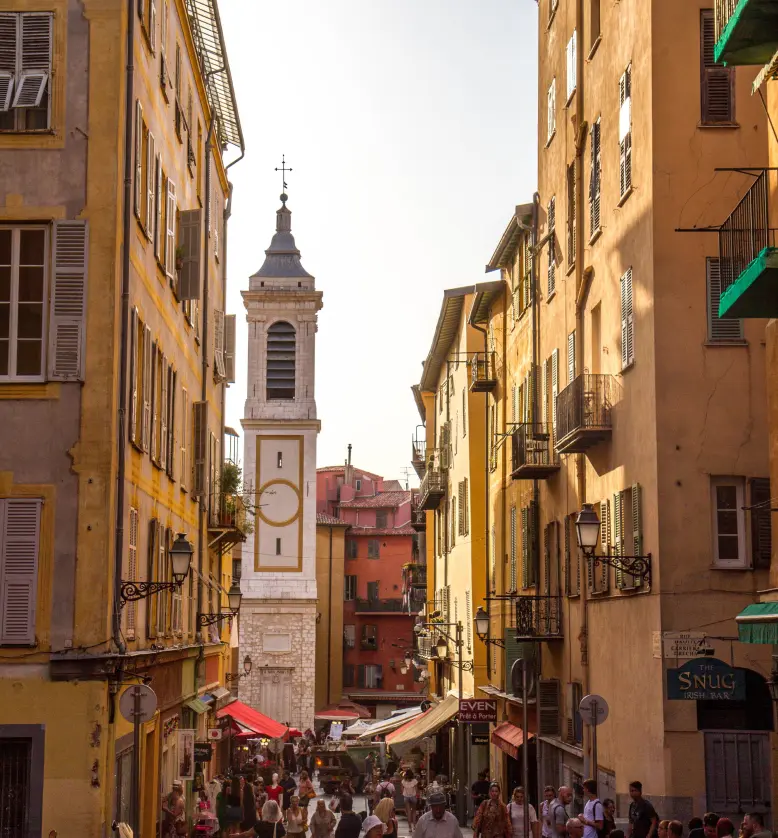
[156,522,167,635]
[0,14,17,112]
[192,400,207,496]
[567,331,576,384]
[0,498,42,645]
[146,132,155,240]
[511,384,517,423]
[628,484,643,589]
[543,523,551,595]
[701,11,733,124]
[213,309,226,380]
[548,197,556,296]
[521,506,529,589]
[564,515,572,595]
[178,209,202,301]
[538,679,561,736]
[134,101,143,219]
[547,78,556,141]
[141,325,152,451]
[590,120,601,234]
[146,519,158,638]
[613,492,623,588]
[551,349,559,428]
[129,308,139,444]
[150,343,158,461]
[458,482,465,536]
[13,13,51,109]
[166,179,177,278]
[707,258,743,342]
[49,221,89,381]
[154,155,162,261]
[566,31,577,100]
[167,367,176,479]
[599,499,610,592]
[510,506,517,591]
[159,353,168,470]
[619,66,632,198]
[620,268,634,367]
[567,162,576,263]
[528,501,537,585]
[463,477,469,534]
[149,0,157,51]
[180,387,188,490]
[749,478,772,570]
[542,359,549,424]
[126,506,138,638]
[224,314,236,384]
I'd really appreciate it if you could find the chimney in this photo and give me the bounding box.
[347,444,352,465]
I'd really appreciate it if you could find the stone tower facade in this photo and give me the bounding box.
[239,193,322,730]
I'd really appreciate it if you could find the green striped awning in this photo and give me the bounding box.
[736,602,778,643]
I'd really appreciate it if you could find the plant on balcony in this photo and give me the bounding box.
[218,463,254,536]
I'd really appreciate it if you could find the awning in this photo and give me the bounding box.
[186,698,211,714]
[357,707,425,740]
[736,602,778,643]
[212,687,231,701]
[385,695,458,754]
[343,719,374,737]
[216,700,288,739]
[315,709,360,721]
[491,722,532,761]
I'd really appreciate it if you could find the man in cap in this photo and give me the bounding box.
[413,792,463,838]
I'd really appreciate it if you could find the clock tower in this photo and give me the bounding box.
[239,190,322,729]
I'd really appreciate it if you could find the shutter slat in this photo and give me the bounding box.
[193,400,207,496]
[20,13,51,73]
[701,11,733,123]
[135,101,143,219]
[49,221,88,381]
[178,209,202,300]
[708,258,743,341]
[0,498,42,645]
[750,478,772,570]
[224,314,236,383]
[213,309,226,380]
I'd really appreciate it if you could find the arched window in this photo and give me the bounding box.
[267,320,296,400]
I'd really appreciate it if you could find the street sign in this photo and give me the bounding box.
[666,657,745,701]
[458,699,497,723]
[579,694,609,726]
[207,728,222,741]
[119,685,157,725]
[194,742,213,763]
[652,631,708,660]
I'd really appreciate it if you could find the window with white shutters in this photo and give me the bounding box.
[146,133,156,240]
[547,197,556,296]
[159,356,168,470]
[551,349,559,428]
[180,386,188,492]
[0,12,52,132]
[567,162,576,265]
[619,65,633,199]
[589,118,602,238]
[620,268,635,368]
[0,498,42,645]
[166,365,176,479]
[547,78,556,144]
[134,101,144,222]
[126,506,138,638]
[566,31,577,102]
[567,331,576,383]
[700,10,734,125]
[141,325,152,452]
[213,310,226,381]
[224,314,236,384]
[707,258,744,343]
[165,179,177,280]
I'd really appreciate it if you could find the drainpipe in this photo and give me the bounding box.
[112,0,135,657]
[327,526,334,705]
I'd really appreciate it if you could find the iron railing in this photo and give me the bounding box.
[714,0,738,43]
[419,459,446,509]
[354,597,405,613]
[514,595,564,639]
[556,374,614,446]
[412,437,426,463]
[416,635,434,660]
[719,170,778,297]
[208,491,246,532]
[471,351,497,389]
[405,564,427,587]
[0,738,31,837]
[511,423,560,473]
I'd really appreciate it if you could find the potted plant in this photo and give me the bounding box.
[175,245,185,272]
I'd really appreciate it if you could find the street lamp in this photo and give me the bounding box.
[198,579,244,627]
[575,503,652,583]
[120,532,194,606]
[228,580,243,613]
[434,636,449,660]
[474,606,489,640]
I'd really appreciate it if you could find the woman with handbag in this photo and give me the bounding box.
[297,771,316,815]
[235,800,287,838]
[473,783,512,838]
[163,783,188,837]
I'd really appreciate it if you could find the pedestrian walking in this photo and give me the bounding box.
[309,799,336,838]
[374,773,396,811]
[473,783,512,838]
[376,798,400,838]
[334,794,363,838]
[243,784,258,832]
[580,780,604,838]
[567,821,584,838]
[162,782,188,837]
[364,815,388,838]
[281,770,297,813]
[286,796,307,838]
[551,788,573,838]
[668,824,682,838]
[741,813,771,838]
[235,799,287,838]
[297,771,316,815]
[717,819,735,838]
[413,792,464,838]
[507,787,539,838]
[472,772,491,812]
[602,801,616,838]
[541,787,557,838]
[627,783,658,838]
[402,770,420,830]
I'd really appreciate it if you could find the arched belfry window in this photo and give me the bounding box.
[267,321,296,400]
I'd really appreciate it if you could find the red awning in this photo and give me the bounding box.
[216,700,289,739]
[315,709,360,721]
[491,722,528,760]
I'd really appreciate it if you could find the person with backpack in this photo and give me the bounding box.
[507,786,539,838]
[374,773,396,810]
[551,787,573,838]
[581,780,604,838]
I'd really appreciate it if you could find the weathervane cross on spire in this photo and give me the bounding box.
[275,154,292,196]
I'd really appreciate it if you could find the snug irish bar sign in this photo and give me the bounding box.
[666,657,745,701]
[458,699,497,723]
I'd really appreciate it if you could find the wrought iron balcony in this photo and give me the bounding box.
[404,564,427,588]
[411,437,427,477]
[418,452,447,510]
[416,635,434,660]
[714,0,778,66]
[718,169,778,319]
[514,595,563,641]
[511,423,561,480]
[208,492,249,551]
[354,597,405,614]
[470,351,497,392]
[411,506,427,532]
[555,374,615,454]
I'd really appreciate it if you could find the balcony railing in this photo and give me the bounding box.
[418,454,447,510]
[555,374,615,454]
[470,351,497,392]
[718,170,778,318]
[411,506,427,531]
[714,0,778,66]
[354,598,405,613]
[511,423,561,480]
[404,564,427,587]
[208,492,249,550]
[416,635,434,660]
[514,595,564,641]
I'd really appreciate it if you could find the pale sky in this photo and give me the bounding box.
[220,0,538,484]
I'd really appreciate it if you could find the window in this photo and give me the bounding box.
[346,539,357,559]
[707,258,744,342]
[343,625,355,649]
[367,539,380,558]
[266,320,296,399]
[589,0,601,50]
[344,575,357,600]
[275,538,282,556]
[711,477,746,567]
[165,178,177,280]
[700,10,734,125]
[361,624,378,650]
[0,726,45,837]
[376,511,387,529]
[589,118,602,237]
[277,452,283,469]
[0,498,42,645]
[363,664,383,688]
[458,479,469,536]
[0,13,53,132]
[551,348,559,428]
[134,101,147,227]
[180,386,188,491]
[613,484,643,588]
[125,507,139,638]
[366,580,379,600]
[213,309,226,381]
[567,163,576,264]
[566,31,577,102]
[343,664,355,688]
[355,479,362,491]
[567,331,576,383]
[521,503,537,587]
[547,197,556,296]
[620,268,634,368]
[547,79,556,144]
[450,496,456,548]
[619,64,633,199]
[509,506,517,591]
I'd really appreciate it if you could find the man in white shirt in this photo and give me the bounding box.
[541,786,557,838]
[581,780,604,838]
[413,792,463,838]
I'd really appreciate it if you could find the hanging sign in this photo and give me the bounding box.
[666,658,745,701]
[458,699,497,723]
[194,742,213,763]
[652,631,708,659]
[178,730,196,780]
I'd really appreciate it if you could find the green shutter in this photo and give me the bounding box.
[521,506,529,589]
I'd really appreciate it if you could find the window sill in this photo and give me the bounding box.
[620,360,635,374]
[704,340,748,347]
[0,382,60,400]
[709,564,752,571]
[566,593,581,600]
[565,90,576,109]
[697,122,740,130]
[545,130,556,149]
[589,228,603,246]
[587,36,602,61]
[617,187,634,208]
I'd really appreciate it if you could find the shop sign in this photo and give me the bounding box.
[652,631,708,659]
[472,732,490,746]
[458,699,497,723]
[194,742,213,763]
[666,658,745,701]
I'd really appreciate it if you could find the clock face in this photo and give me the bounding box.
[258,480,301,526]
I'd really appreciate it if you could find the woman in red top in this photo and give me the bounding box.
[266,774,283,805]
[473,783,512,838]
